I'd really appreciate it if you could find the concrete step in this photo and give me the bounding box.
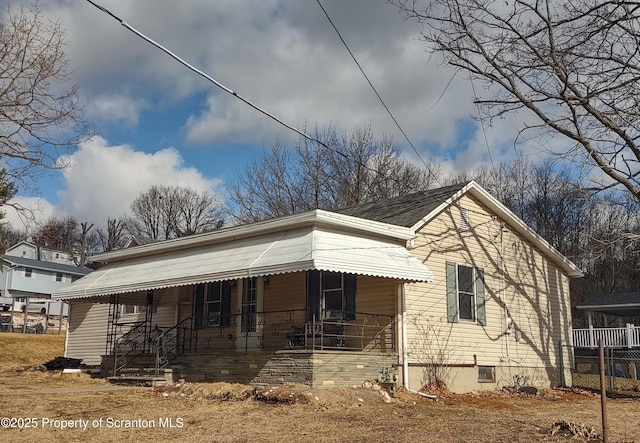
[108,368,175,386]
[107,375,169,387]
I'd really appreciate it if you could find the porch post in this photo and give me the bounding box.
[588,311,595,348]
[627,323,634,349]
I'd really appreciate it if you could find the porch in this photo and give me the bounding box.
[106,307,399,387]
[572,324,640,349]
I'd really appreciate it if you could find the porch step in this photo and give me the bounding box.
[108,368,175,387]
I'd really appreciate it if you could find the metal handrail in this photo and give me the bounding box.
[112,320,148,376]
[154,317,192,375]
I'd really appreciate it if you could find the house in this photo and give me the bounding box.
[0,252,92,314]
[53,181,582,393]
[573,292,640,349]
[5,240,77,266]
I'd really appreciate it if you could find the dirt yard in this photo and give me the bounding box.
[0,333,638,442]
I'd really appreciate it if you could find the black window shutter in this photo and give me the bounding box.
[306,270,320,322]
[194,283,205,329]
[343,273,357,320]
[220,280,232,327]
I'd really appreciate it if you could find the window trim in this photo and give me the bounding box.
[24,268,33,278]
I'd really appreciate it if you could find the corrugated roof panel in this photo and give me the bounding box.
[54,227,432,300]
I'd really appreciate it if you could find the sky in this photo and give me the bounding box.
[3,0,540,233]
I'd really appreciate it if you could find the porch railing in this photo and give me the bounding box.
[153,317,192,375]
[195,309,396,353]
[573,324,640,349]
[112,320,148,376]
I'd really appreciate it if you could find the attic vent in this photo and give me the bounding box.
[459,208,469,236]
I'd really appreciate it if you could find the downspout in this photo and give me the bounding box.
[401,281,437,400]
[400,283,409,390]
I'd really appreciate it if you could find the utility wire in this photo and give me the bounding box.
[315,0,435,175]
[84,0,357,163]
[469,75,495,169]
[85,0,494,219]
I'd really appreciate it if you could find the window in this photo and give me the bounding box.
[205,283,223,326]
[55,273,63,282]
[241,277,258,333]
[193,281,231,328]
[446,262,486,325]
[306,270,356,321]
[24,268,33,278]
[457,265,475,321]
[120,305,141,315]
[478,366,495,383]
[322,272,344,318]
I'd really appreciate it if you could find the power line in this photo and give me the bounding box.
[469,75,495,169]
[84,0,379,168]
[84,1,494,218]
[314,0,436,175]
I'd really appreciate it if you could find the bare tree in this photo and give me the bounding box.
[32,216,94,265]
[226,125,440,223]
[95,218,127,252]
[126,185,224,240]
[0,4,88,197]
[393,0,640,201]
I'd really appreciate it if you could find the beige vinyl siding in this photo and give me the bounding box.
[65,288,182,366]
[356,275,395,317]
[345,275,396,351]
[406,193,572,378]
[65,302,110,366]
[262,272,306,351]
[154,287,180,326]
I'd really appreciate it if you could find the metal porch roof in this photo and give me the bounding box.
[53,226,433,300]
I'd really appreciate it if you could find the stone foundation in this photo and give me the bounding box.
[102,351,398,388]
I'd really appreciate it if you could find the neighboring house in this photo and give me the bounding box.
[0,254,92,314]
[573,292,640,349]
[5,240,77,266]
[53,181,582,393]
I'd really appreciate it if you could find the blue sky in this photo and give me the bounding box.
[4,0,538,232]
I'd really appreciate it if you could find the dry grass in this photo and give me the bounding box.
[0,332,65,371]
[0,334,639,442]
[3,379,640,442]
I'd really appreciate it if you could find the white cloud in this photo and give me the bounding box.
[53,136,221,228]
[2,0,558,232]
[41,0,487,153]
[86,94,147,126]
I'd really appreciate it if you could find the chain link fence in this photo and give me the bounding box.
[564,344,640,394]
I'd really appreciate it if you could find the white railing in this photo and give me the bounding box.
[573,324,640,348]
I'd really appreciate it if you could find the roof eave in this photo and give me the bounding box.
[90,209,416,264]
[410,181,584,279]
